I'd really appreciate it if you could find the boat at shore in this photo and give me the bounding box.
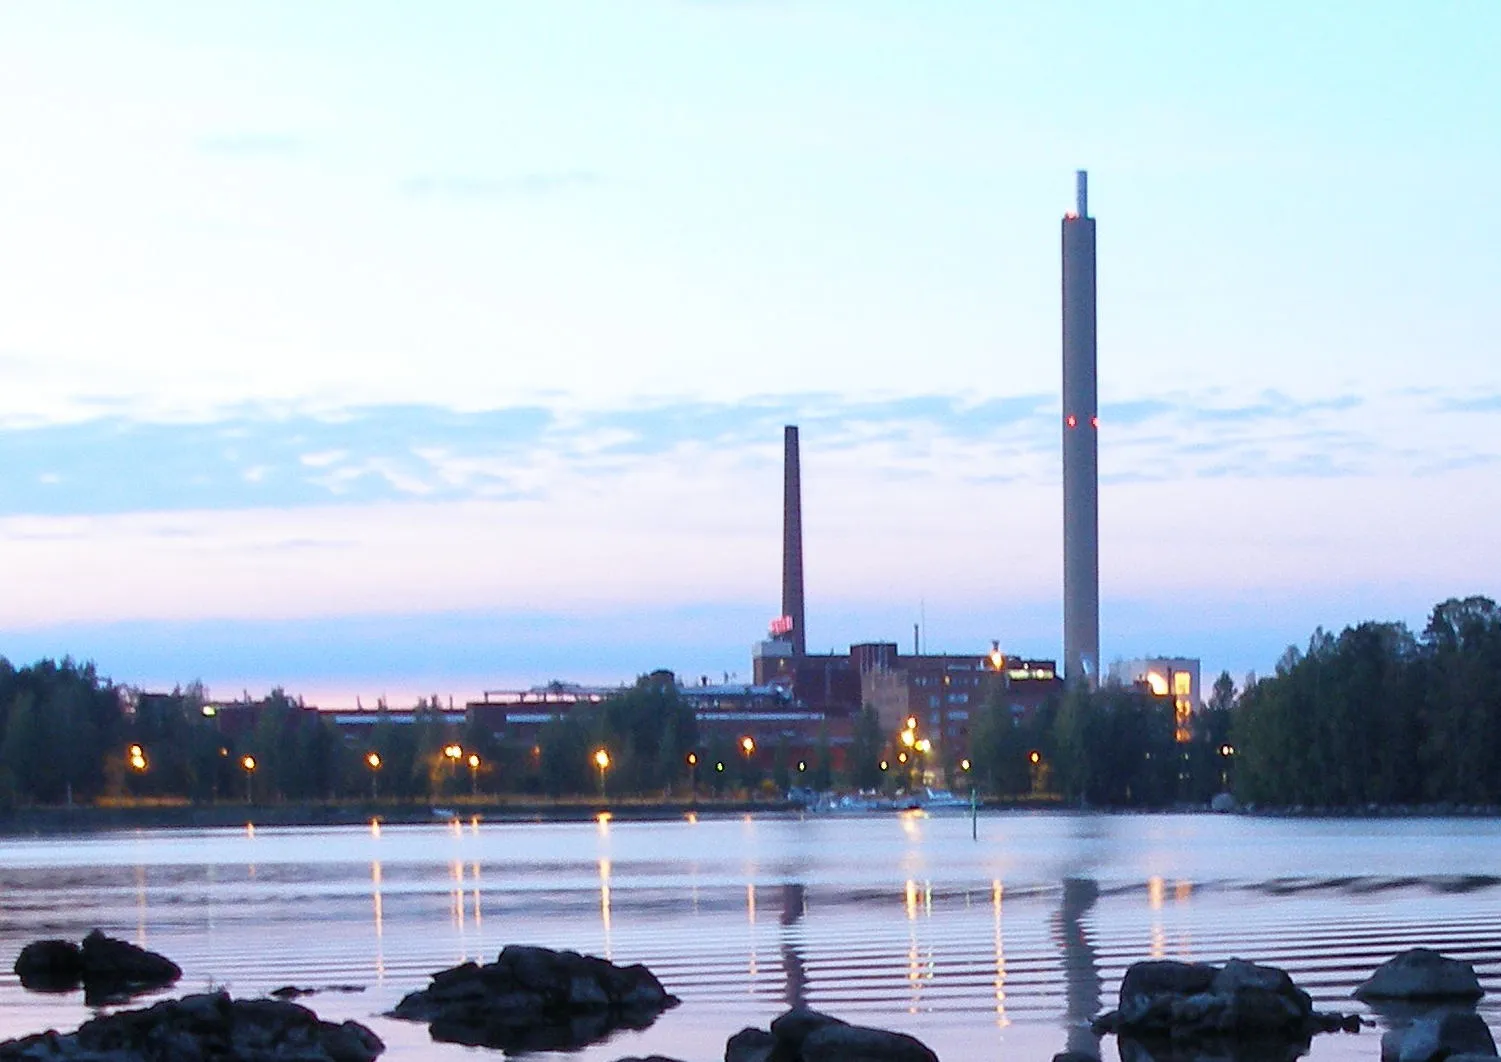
[803,788,973,814]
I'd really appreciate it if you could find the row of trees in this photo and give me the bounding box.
[3,595,1497,807]
[1232,596,1501,806]
[964,681,1232,807]
[0,663,818,805]
[952,596,1501,809]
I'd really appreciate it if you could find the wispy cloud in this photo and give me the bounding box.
[0,385,1495,519]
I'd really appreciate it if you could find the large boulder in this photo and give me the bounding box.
[1094,957,1356,1052]
[733,1007,938,1062]
[801,1023,939,1062]
[13,931,181,1005]
[1355,949,1485,1003]
[12,941,83,993]
[0,991,382,1062]
[390,945,677,1052]
[1380,1009,1497,1062]
[78,930,183,1004]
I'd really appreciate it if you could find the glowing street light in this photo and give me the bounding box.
[241,754,256,804]
[467,753,481,796]
[127,744,147,772]
[366,751,382,800]
[740,736,755,756]
[594,748,610,797]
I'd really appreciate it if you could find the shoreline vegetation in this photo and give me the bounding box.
[3,595,1499,817]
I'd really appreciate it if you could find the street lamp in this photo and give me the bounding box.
[467,753,481,796]
[128,744,147,772]
[241,755,256,804]
[594,748,610,797]
[366,752,381,800]
[443,744,463,794]
[686,752,698,800]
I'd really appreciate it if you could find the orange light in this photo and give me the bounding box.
[1028,750,1040,765]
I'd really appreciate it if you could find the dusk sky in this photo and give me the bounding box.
[2,2,1497,706]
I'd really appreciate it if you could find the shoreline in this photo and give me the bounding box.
[2,797,1499,835]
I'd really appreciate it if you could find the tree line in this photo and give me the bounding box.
[4,595,1497,807]
[1231,596,1501,807]
[963,595,1501,809]
[0,664,785,805]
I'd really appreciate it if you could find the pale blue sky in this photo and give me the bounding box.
[1,2,1497,704]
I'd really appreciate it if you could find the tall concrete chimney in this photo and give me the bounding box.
[782,425,807,657]
[1062,170,1099,686]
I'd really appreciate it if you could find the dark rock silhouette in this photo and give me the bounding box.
[729,1006,939,1062]
[1092,958,1358,1062]
[389,944,677,1052]
[14,930,181,1005]
[1379,1009,1497,1062]
[0,991,382,1062]
[10,941,81,994]
[1355,948,1485,1003]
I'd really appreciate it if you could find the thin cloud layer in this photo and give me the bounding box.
[0,386,1490,518]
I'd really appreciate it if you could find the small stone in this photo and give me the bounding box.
[726,1027,777,1062]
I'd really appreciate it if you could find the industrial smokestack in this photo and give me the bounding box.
[1062,170,1099,686]
[782,425,807,657]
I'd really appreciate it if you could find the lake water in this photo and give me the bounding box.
[0,811,1498,1062]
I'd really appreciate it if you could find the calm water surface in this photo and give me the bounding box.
[0,812,1498,1062]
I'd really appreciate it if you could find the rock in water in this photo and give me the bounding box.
[78,930,182,1004]
[0,991,383,1062]
[14,931,181,1004]
[1380,1009,1497,1062]
[390,944,678,1052]
[1355,948,1485,1003]
[1093,957,1356,1054]
[12,940,83,993]
[737,1006,939,1062]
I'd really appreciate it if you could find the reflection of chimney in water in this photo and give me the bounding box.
[779,882,808,1009]
[783,426,807,657]
[1054,876,1102,1058]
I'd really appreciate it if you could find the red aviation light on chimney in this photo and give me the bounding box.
[1066,414,1077,428]
[768,615,794,637]
[1091,416,1099,428]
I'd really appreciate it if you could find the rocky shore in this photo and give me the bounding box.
[1083,947,1494,1062]
[0,993,383,1062]
[3,938,1496,1062]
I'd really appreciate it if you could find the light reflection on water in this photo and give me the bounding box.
[0,813,1498,1062]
